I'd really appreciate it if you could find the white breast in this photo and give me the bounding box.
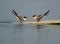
[23,18,27,20]
[33,17,36,20]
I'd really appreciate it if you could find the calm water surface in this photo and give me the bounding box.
[0,22,60,44]
[0,0,60,44]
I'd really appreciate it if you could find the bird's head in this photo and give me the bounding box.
[24,16,27,18]
[33,15,36,17]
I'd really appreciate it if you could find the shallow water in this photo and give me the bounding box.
[0,22,60,44]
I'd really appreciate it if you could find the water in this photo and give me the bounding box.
[0,22,60,44]
[0,0,60,44]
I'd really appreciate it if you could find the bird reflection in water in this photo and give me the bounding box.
[14,24,24,29]
[36,25,45,29]
[13,24,24,44]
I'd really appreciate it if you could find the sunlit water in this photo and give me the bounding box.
[0,22,60,44]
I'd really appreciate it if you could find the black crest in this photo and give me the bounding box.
[24,16,27,18]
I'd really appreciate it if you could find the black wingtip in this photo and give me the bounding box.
[10,9,14,14]
[44,10,50,16]
[11,9,15,12]
[11,9,18,16]
[46,10,50,14]
[47,10,50,13]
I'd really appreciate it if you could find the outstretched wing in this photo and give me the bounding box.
[11,9,24,21]
[36,14,42,22]
[36,10,50,22]
[11,9,19,17]
[39,10,50,20]
[43,10,50,16]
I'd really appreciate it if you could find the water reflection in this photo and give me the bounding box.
[13,24,24,44]
[35,25,46,29]
[36,29,41,44]
[33,25,49,44]
[14,24,24,29]
[13,24,47,44]
[34,25,60,44]
[11,24,60,44]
